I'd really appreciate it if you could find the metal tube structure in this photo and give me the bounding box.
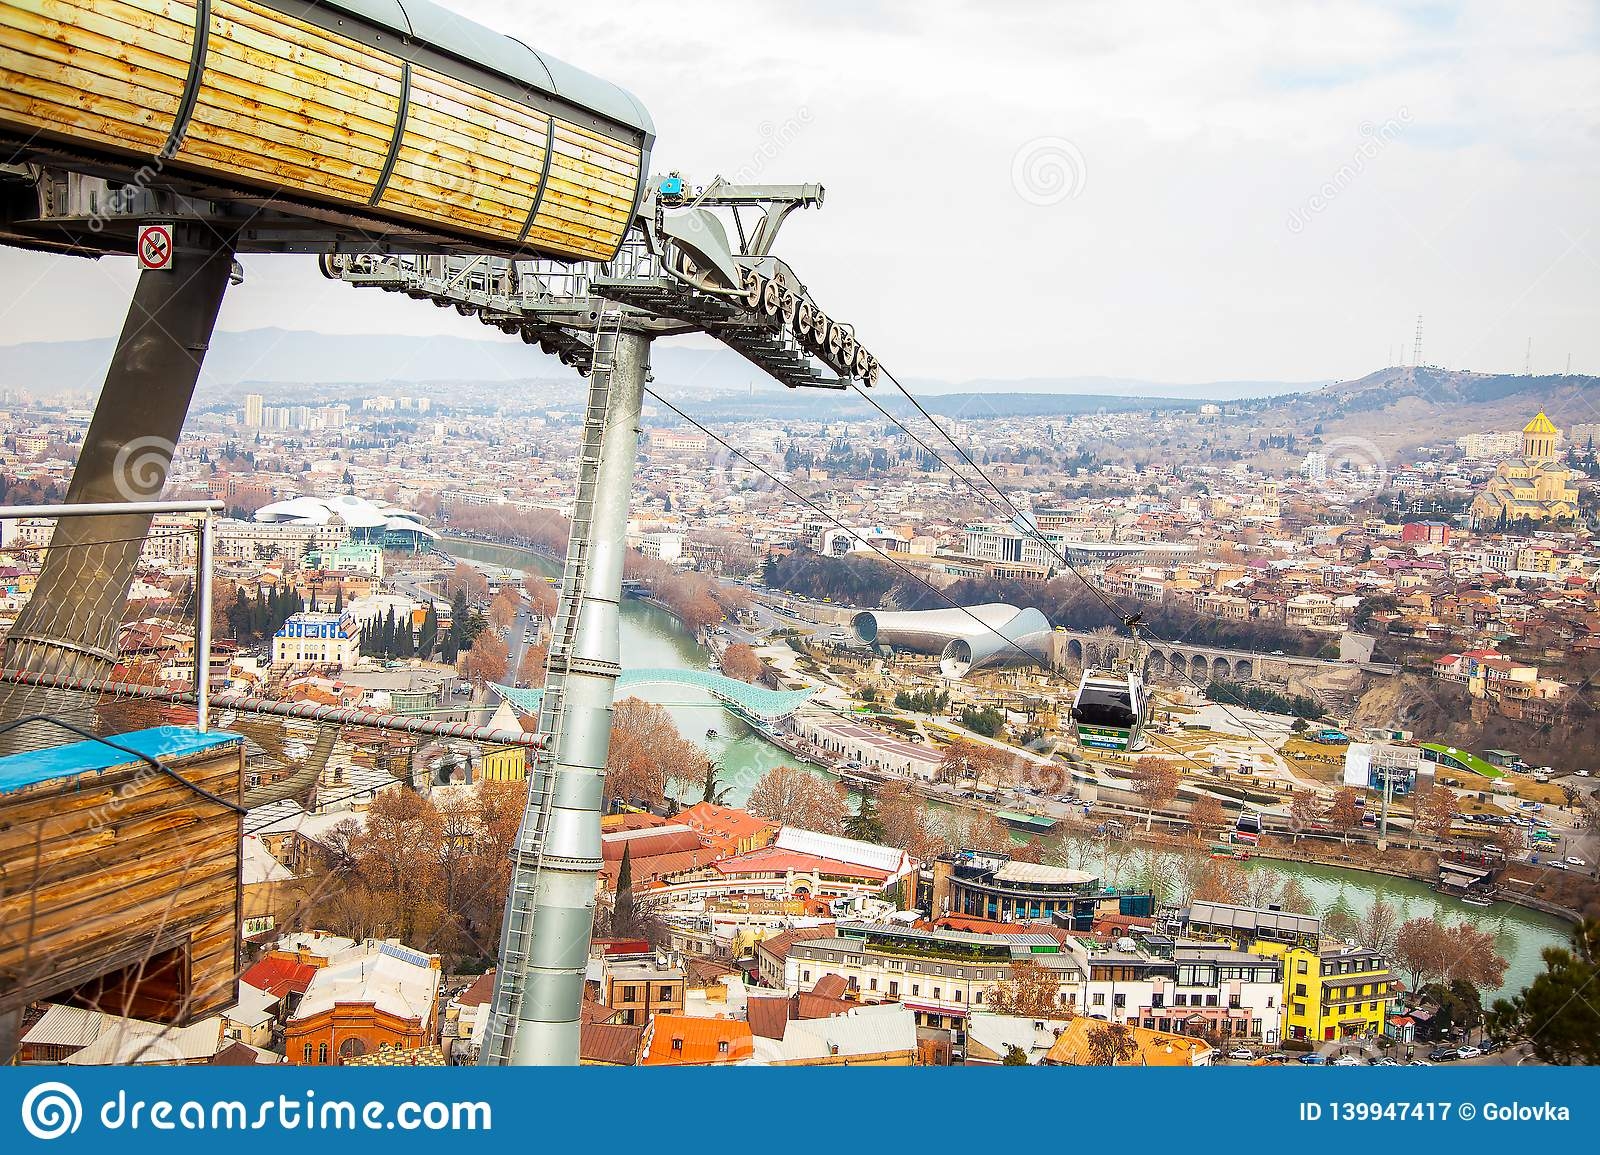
[196,511,215,732]
[0,225,233,752]
[485,329,648,1067]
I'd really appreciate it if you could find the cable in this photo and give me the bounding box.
[854,368,1297,767]
[645,388,1046,670]
[642,388,1249,793]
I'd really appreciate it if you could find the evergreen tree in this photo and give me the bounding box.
[419,604,439,658]
[613,844,636,934]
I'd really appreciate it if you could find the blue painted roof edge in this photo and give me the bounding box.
[0,725,243,795]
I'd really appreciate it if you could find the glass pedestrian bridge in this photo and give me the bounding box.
[491,668,816,725]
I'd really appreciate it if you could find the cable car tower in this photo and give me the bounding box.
[319,177,885,1065]
[0,0,884,1066]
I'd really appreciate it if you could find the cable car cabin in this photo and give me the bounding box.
[1233,810,1262,846]
[0,726,245,1024]
[0,0,652,260]
[1070,668,1149,752]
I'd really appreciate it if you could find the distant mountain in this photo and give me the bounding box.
[1250,366,1600,452]
[0,327,1329,402]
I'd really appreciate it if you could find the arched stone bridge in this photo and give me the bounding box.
[1057,631,1341,685]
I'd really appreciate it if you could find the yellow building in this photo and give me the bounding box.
[477,745,528,782]
[1182,901,1394,1043]
[1251,943,1393,1043]
[1471,411,1579,526]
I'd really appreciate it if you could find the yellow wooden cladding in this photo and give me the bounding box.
[0,0,645,258]
[178,0,401,202]
[0,742,243,1021]
[377,64,540,241]
[0,0,190,154]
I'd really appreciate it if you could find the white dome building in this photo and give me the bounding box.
[254,494,436,553]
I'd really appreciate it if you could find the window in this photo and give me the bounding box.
[1175,994,1186,1006]
[933,987,941,999]
[889,981,899,998]
[660,985,673,1002]
[623,985,638,1002]
[869,978,878,991]
[318,1042,328,1064]
[911,984,920,996]
[801,970,810,983]
[1294,983,1307,997]
[954,990,962,1002]
[303,1044,312,1064]
[1205,994,1218,1007]
[672,1038,683,1052]
[1293,1003,1306,1016]
[974,990,982,1004]
[1092,993,1105,1006]
[717,1041,729,1054]
[1113,993,1126,1009]
[1152,993,1164,1008]
[1297,960,1308,974]
[1229,995,1240,1009]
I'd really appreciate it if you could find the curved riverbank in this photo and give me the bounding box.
[439,534,1569,1000]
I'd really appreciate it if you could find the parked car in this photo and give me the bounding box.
[1375,1058,1401,1066]
[1332,1055,1362,1066]
[1408,1059,1433,1067]
[1456,1045,1482,1059]
[1428,1046,1458,1062]
[1298,1053,1328,1065]
[1226,1048,1254,1061]
[1566,856,1588,867]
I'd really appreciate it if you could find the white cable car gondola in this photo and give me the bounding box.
[1234,809,1263,846]
[1070,667,1150,752]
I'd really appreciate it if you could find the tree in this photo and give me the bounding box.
[1289,790,1324,840]
[1188,793,1226,841]
[695,757,731,805]
[1278,876,1315,916]
[605,698,702,809]
[1240,865,1283,909]
[1085,1021,1138,1066]
[1130,757,1180,830]
[843,793,884,844]
[613,843,637,932]
[1353,896,1400,956]
[947,809,1013,855]
[719,643,763,684]
[1487,919,1600,1065]
[450,561,489,603]
[747,765,847,834]
[1193,858,1248,903]
[938,737,1004,785]
[1326,787,1362,842]
[1441,921,1508,995]
[1321,895,1360,944]
[1394,917,1451,989]
[876,780,945,860]
[516,641,548,687]
[459,628,509,687]
[1002,1045,1030,1066]
[488,586,520,631]
[985,960,1068,1017]
[1415,784,1459,842]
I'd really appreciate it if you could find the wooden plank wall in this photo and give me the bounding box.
[0,743,244,1021]
[0,0,644,259]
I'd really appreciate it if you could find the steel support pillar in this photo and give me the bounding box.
[490,330,648,1066]
[0,225,233,748]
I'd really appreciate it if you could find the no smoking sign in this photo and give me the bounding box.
[136,222,173,271]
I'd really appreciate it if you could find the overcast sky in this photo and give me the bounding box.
[2,0,1596,384]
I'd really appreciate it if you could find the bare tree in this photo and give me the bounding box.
[1130,757,1180,831]
[747,765,847,834]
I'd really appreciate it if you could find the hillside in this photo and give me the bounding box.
[1247,366,1599,454]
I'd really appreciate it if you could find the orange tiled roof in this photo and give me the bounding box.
[1045,1018,1211,1067]
[640,1014,753,1066]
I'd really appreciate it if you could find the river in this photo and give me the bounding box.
[442,535,1570,1001]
